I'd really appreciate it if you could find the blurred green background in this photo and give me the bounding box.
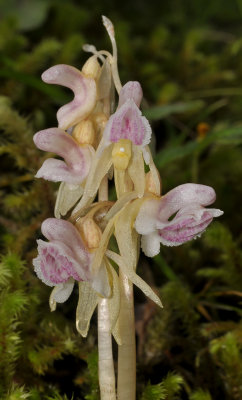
[0,0,242,399]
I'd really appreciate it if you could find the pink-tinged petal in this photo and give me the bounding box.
[34,128,91,168]
[35,158,85,184]
[34,128,93,184]
[42,65,97,129]
[118,81,143,108]
[33,240,83,285]
[159,216,212,246]
[104,99,151,146]
[135,184,223,256]
[158,208,223,247]
[41,218,91,278]
[52,279,75,303]
[158,184,216,221]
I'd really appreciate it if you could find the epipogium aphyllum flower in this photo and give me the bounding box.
[33,16,223,400]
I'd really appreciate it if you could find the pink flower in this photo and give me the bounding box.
[99,81,151,151]
[42,65,97,129]
[76,81,153,209]
[33,218,92,302]
[135,183,223,257]
[33,128,93,184]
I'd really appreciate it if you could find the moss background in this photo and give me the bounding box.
[0,0,242,399]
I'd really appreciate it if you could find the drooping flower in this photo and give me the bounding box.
[42,64,97,130]
[135,183,223,257]
[32,213,162,340]
[33,128,94,184]
[33,218,93,303]
[33,217,111,305]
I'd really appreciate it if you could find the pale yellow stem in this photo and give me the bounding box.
[99,175,109,202]
[114,168,136,400]
[117,272,136,400]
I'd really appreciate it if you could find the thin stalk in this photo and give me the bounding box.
[114,168,136,400]
[117,271,136,400]
[98,176,116,399]
[98,298,116,400]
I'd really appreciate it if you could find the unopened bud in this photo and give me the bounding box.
[72,120,95,146]
[112,139,132,170]
[92,112,108,131]
[76,217,102,249]
[145,171,161,195]
[82,55,101,80]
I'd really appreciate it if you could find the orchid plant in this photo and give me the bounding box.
[33,16,223,400]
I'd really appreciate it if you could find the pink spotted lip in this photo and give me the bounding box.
[102,81,152,148]
[33,218,92,287]
[158,213,213,244]
[135,183,223,256]
[33,240,86,286]
[109,99,150,145]
[35,241,81,285]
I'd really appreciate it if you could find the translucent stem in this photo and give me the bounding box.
[114,168,136,400]
[98,176,116,399]
[117,272,136,400]
[98,298,116,400]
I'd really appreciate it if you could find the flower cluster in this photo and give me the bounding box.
[33,17,223,340]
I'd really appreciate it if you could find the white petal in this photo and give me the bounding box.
[208,208,224,218]
[134,198,160,235]
[52,278,75,303]
[141,232,161,257]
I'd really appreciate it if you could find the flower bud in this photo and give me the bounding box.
[82,55,101,80]
[92,112,108,131]
[145,171,161,195]
[112,139,132,170]
[72,120,95,146]
[76,217,102,249]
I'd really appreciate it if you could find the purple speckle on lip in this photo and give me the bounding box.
[159,216,213,243]
[109,100,150,146]
[39,244,81,284]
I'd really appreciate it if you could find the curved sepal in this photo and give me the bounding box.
[76,281,98,337]
[34,128,93,184]
[42,65,97,129]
